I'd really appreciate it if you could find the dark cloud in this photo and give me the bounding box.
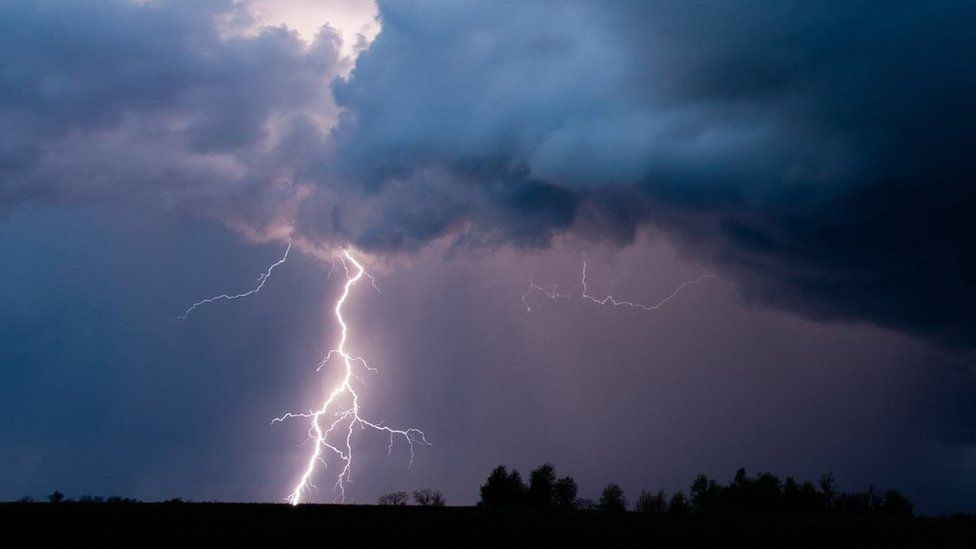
[0,0,341,239]
[1,0,973,345]
[325,0,976,346]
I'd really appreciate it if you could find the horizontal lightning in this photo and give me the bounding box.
[174,241,291,320]
[523,259,715,313]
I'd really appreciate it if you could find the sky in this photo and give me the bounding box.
[1,0,974,514]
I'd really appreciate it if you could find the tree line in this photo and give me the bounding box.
[19,465,914,517]
[17,491,156,504]
[377,488,446,507]
[477,464,913,517]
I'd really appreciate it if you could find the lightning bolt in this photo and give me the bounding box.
[175,242,426,504]
[272,249,428,505]
[523,259,715,312]
[174,241,291,320]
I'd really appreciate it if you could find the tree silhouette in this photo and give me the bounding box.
[729,468,783,513]
[819,472,838,512]
[690,475,719,512]
[553,476,579,510]
[528,463,557,508]
[599,483,627,512]
[377,491,409,506]
[783,476,823,514]
[680,469,912,518]
[47,490,64,504]
[635,490,667,513]
[412,488,446,507]
[479,465,527,508]
[473,464,913,518]
[880,490,913,518]
[668,491,689,514]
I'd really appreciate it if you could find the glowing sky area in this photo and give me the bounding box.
[247,0,379,58]
[1,1,975,515]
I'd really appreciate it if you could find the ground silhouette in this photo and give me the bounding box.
[3,466,973,546]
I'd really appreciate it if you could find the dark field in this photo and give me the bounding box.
[3,503,975,548]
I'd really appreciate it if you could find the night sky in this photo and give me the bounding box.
[1,1,974,514]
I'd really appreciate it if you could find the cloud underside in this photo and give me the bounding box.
[1,0,974,347]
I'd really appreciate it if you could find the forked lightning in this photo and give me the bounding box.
[175,242,426,504]
[272,250,428,505]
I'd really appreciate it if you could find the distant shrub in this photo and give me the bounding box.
[105,496,139,504]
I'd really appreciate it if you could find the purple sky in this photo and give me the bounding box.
[1,1,974,514]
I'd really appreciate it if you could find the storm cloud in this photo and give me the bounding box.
[322,0,976,346]
[1,0,974,346]
[0,0,343,239]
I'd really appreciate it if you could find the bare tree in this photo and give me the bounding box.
[377,491,410,506]
[412,488,446,507]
